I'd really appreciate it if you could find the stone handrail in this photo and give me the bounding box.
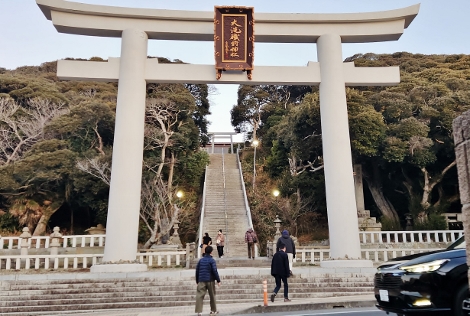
[196,165,208,259]
[0,253,103,270]
[1,234,106,250]
[0,250,187,271]
[237,151,254,230]
[237,150,257,256]
[221,149,229,254]
[137,250,187,267]
[295,247,443,264]
[359,230,463,244]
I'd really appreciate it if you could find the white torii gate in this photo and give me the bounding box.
[208,132,238,154]
[37,0,419,272]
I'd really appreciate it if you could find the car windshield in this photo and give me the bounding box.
[447,236,465,250]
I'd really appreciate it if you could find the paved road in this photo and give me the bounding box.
[238,307,388,316]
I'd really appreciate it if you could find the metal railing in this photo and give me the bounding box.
[236,148,257,256]
[196,165,208,259]
[222,149,229,255]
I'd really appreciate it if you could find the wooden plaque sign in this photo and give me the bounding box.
[214,6,254,80]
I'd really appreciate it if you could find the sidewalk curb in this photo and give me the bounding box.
[233,300,377,314]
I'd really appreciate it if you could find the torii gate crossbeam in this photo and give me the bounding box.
[36,0,419,272]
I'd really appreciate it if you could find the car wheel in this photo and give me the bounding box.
[453,283,469,316]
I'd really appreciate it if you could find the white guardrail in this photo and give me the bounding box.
[295,247,443,264]
[1,230,462,250]
[0,251,187,271]
[0,230,463,270]
[358,230,463,244]
[1,235,106,250]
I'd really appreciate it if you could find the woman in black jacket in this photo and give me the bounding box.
[201,232,212,257]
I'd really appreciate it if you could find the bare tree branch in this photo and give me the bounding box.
[76,157,111,185]
[0,97,67,166]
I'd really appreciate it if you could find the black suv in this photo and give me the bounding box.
[374,236,468,316]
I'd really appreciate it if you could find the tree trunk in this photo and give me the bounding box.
[168,152,175,194]
[294,187,301,236]
[420,167,432,210]
[142,221,159,249]
[363,166,400,223]
[156,134,169,177]
[420,161,456,211]
[33,202,62,236]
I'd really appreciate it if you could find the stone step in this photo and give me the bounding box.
[0,266,375,315]
[203,154,252,258]
[0,274,373,288]
[0,285,373,304]
[0,291,374,315]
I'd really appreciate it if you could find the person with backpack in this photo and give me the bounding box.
[244,227,258,259]
[195,245,221,316]
[276,229,296,273]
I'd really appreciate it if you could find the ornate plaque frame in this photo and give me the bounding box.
[214,6,254,80]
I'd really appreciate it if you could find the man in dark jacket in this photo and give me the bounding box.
[195,246,221,316]
[270,243,291,302]
[276,229,295,273]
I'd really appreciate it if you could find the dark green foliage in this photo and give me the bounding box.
[264,140,288,178]
[0,58,211,238]
[0,212,20,233]
[413,213,448,230]
[238,53,470,241]
[176,151,210,188]
[379,216,402,231]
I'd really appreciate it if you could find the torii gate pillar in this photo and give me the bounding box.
[102,29,148,269]
[317,34,362,263]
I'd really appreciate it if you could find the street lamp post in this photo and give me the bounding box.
[252,139,259,191]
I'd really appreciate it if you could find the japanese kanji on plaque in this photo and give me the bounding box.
[214,6,254,80]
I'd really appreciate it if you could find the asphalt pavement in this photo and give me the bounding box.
[72,294,378,316]
[238,307,387,316]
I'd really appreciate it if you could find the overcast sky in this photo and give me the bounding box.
[1,0,469,140]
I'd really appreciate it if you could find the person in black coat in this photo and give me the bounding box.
[270,242,291,302]
[201,232,212,257]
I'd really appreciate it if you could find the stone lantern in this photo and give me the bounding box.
[49,226,63,256]
[266,215,283,258]
[405,214,413,231]
[169,220,182,248]
[274,215,283,240]
[19,227,31,257]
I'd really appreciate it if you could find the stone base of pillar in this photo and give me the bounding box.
[90,263,147,273]
[320,259,373,268]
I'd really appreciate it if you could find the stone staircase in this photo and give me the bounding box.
[0,269,375,315]
[358,209,382,231]
[202,154,250,258]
